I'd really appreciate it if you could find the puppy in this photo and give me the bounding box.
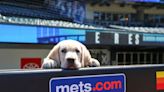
[42,40,100,69]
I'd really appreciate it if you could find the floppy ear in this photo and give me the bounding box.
[81,44,92,67]
[46,44,60,65]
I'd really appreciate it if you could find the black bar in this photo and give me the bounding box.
[0,64,164,92]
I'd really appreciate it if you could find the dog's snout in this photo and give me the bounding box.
[67,58,75,64]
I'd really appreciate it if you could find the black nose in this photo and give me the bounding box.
[67,58,75,64]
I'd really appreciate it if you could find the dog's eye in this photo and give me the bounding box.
[61,49,67,53]
[75,49,80,53]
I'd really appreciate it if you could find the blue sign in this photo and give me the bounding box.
[143,34,164,42]
[129,0,160,3]
[0,24,86,44]
[50,74,126,92]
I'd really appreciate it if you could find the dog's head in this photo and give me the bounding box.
[59,40,83,69]
[47,40,92,69]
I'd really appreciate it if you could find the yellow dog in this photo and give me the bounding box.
[42,40,100,69]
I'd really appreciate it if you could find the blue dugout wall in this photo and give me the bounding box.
[0,64,164,92]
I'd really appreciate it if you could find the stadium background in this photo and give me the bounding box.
[0,0,163,69]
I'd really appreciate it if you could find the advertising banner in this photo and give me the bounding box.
[86,32,164,46]
[20,58,41,69]
[50,74,126,92]
[1,23,164,46]
[156,71,164,91]
[86,32,141,45]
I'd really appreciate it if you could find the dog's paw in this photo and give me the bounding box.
[90,58,100,67]
[41,58,58,69]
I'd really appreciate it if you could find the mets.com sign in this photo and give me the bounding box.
[50,74,126,92]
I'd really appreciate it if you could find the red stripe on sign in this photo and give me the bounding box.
[157,83,164,90]
[157,78,164,84]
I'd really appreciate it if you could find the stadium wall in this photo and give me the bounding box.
[0,48,49,69]
[0,48,111,69]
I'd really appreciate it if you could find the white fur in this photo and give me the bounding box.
[42,40,100,69]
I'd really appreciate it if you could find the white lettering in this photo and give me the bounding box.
[56,85,69,92]
[135,34,140,45]
[128,34,133,45]
[79,81,84,92]
[95,32,100,44]
[84,83,92,92]
[56,81,92,92]
[70,84,79,92]
[114,33,119,44]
